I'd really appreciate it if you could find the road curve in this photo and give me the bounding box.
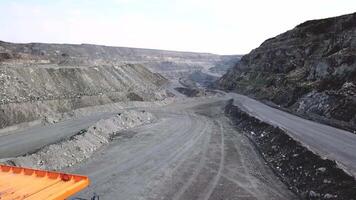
[70,99,297,200]
[229,93,356,177]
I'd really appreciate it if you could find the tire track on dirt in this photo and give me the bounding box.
[201,120,225,200]
[171,115,212,200]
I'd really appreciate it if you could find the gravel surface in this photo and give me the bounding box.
[69,99,296,200]
[3,93,355,199]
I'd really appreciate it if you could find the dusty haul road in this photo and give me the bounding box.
[70,98,297,200]
[229,93,356,177]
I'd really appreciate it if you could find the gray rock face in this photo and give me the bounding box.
[218,12,356,130]
[0,62,167,129]
[0,64,166,104]
[0,41,239,130]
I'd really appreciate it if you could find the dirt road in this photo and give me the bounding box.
[229,93,356,177]
[4,92,355,199]
[70,99,297,200]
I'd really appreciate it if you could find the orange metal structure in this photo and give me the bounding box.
[0,164,90,200]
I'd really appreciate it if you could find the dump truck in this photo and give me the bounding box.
[0,164,92,200]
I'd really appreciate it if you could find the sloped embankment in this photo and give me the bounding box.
[3,110,154,170]
[0,64,167,129]
[225,100,356,200]
[218,12,356,131]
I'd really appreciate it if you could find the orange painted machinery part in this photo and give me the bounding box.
[0,164,90,200]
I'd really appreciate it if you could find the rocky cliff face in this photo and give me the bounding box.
[218,12,356,131]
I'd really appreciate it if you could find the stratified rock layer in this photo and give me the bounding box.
[219,12,356,130]
[0,64,167,129]
[0,41,240,79]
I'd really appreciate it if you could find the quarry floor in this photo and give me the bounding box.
[2,92,356,199]
[68,98,297,200]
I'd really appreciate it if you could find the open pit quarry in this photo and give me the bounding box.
[0,40,240,80]
[0,63,167,130]
[1,13,356,200]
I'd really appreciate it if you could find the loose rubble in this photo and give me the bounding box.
[2,110,155,170]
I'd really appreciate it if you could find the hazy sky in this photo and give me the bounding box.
[1,0,355,54]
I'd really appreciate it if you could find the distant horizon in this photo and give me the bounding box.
[1,0,356,55]
[0,39,242,56]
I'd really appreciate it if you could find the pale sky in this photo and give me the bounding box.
[0,0,355,54]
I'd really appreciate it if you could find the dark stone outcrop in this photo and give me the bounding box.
[225,100,356,200]
[218,12,356,131]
